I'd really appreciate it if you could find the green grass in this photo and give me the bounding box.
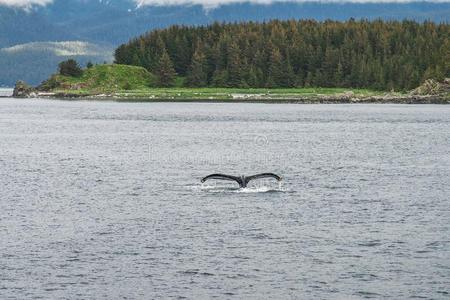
[44,64,155,93]
[112,87,386,100]
[51,86,387,100]
[41,64,390,100]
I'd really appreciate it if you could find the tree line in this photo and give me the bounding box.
[114,19,449,90]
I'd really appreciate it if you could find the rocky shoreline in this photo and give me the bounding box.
[10,79,450,104]
[10,92,449,104]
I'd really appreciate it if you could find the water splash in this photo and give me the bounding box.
[195,181,286,193]
[235,186,283,193]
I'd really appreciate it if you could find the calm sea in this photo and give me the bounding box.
[0,88,13,97]
[0,98,449,299]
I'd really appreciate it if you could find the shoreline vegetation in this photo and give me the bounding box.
[11,64,450,103]
[10,19,450,103]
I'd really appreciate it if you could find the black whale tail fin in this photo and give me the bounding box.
[201,173,282,188]
[246,173,282,184]
[201,174,241,185]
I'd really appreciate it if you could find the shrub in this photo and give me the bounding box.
[58,59,83,77]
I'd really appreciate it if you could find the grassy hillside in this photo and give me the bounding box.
[35,63,450,103]
[32,63,396,100]
[39,64,155,93]
[25,62,450,103]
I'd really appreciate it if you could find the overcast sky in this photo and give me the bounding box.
[0,0,447,9]
[0,0,52,7]
[136,0,448,9]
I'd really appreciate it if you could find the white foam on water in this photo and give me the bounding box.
[199,183,239,193]
[235,186,280,193]
[186,179,286,193]
[193,182,287,193]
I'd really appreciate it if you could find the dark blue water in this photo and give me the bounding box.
[0,98,449,299]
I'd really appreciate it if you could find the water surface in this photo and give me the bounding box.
[0,88,13,97]
[0,99,449,299]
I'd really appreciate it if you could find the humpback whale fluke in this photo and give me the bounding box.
[201,173,282,188]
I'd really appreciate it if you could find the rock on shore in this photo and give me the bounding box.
[411,78,450,96]
[13,80,36,98]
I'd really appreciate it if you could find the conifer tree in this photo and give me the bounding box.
[156,49,177,87]
[441,40,450,77]
[113,20,449,91]
[226,41,244,87]
[304,72,314,87]
[114,45,128,64]
[322,47,338,85]
[186,46,208,87]
[266,48,284,87]
[283,54,296,87]
[58,59,82,77]
[131,53,140,66]
[334,62,344,87]
[174,36,191,74]
[246,67,259,87]
[212,69,228,86]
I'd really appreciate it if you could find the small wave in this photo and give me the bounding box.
[357,240,382,247]
[185,181,287,193]
[199,185,286,193]
[235,186,284,193]
[185,183,238,192]
[191,180,287,193]
[200,185,241,193]
[180,269,215,276]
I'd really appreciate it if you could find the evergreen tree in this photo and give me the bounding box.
[156,49,177,87]
[226,41,244,87]
[174,36,191,74]
[334,62,344,87]
[266,48,284,87]
[212,69,228,86]
[441,40,450,77]
[131,52,140,66]
[186,46,208,87]
[114,45,129,64]
[322,47,338,86]
[283,55,296,87]
[58,59,82,77]
[246,67,259,87]
[304,72,314,87]
[113,20,449,91]
[313,69,323,87]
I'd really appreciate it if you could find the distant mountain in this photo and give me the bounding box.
[0,6,74,48]
[0,41,113,86]
[0,0,449,85]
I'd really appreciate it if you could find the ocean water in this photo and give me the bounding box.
[0,98,449,299]
[0,88,13,97]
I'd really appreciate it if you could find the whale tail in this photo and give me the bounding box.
[245,173,282,182]
[201,173,282,188]
[201,174,243,187]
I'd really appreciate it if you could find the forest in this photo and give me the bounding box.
[114,19,449,90]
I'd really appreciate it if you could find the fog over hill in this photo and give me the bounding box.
[0,0,449,85]
[0,41,113,86]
